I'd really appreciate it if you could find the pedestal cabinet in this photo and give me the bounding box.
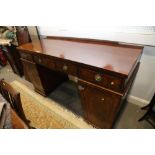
[78,80,122,128]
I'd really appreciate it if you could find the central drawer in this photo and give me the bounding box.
[55,60,77,76]
[33,54,55,70]
[79,67,124,92]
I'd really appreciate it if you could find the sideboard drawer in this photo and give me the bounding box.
[56,60,77,76]
[79,67,124,92]
[33,55,55,70]
[20,52,33,61]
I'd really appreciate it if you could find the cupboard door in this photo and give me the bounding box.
[78,80,122,128]
[21,58,46,95]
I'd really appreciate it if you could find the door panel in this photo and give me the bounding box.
[21,58,45,94]
[78,80,122,128]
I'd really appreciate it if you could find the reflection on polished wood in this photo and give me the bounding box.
[17,38,142,77]
[17,37,143,128]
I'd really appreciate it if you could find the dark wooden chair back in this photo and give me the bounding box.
[0,79,30,128]
[139,93,155,128]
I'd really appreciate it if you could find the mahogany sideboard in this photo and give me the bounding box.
[17,37,143,128]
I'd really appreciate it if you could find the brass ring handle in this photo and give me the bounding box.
[94,74,102,82]
[63,65,68,71]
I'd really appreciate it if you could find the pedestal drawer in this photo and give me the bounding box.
[20,52,33,61]
[79,67,124,92]
[33,54,55,70]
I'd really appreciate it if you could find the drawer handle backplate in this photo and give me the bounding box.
[101,98,105,101]
[95,74,102,82]
[63,65,68,71]
[110,81,115,85]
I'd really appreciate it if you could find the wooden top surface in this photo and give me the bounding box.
[18,38,143,77]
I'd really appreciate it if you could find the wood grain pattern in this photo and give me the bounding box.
[78,80,122,128]
[79,67,124,92]
[17,37,142,128]
[33,54,55,70]
[17,38,143,77]
[20,51,33,62]
[55,59,77,76]
[21,58,46,95]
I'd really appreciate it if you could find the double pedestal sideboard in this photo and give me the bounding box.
[17,37,143,128]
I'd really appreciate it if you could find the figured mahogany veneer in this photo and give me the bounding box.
[17,37,143,128]
[79,67,124,92]
[78,79,122,129]
[17,38,142,77]
[55,59,78,76]
[33,54,55,70]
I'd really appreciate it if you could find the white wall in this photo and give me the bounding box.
[37,26,155,106]
[38,26,155,46]
[128,46,155,106]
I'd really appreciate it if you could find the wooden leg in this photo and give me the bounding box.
[146,119,155,128]
[141,104,150,110]
[138,111,150,121]
[141,94,155,110]
[139,93,155,121]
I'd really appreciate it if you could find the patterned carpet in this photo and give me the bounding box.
[11,81,93,129]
